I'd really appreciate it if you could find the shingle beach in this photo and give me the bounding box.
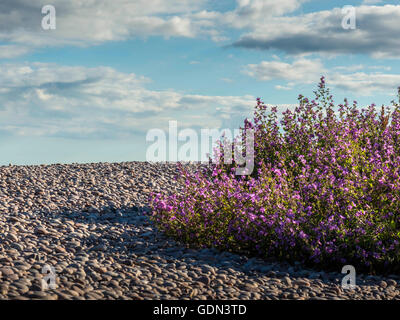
[0,162,399,300]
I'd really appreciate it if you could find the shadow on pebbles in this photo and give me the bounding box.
[0,161,399,300]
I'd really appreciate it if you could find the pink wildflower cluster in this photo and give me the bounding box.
[150,77,400,274]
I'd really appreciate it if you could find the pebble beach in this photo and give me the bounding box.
[0,161,399,300]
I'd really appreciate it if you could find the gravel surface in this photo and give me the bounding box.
[0,161,399,300]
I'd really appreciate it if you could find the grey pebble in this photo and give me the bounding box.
[0,162,397,301]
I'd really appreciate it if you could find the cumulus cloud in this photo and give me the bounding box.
[243,58,400,96]
[236,0,306,16]
[0,0,316,56]
[0,63,256,138]
[233,5,400,59]
[221,0,309,28]
[328,72,400,96]
[0,0,209,48]
[0,0,400,58]
[244,58,325,82]
[2,0,398,60]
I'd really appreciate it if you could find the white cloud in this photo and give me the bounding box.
[0,0,400,62]
[244,58,325,82]
[368,65,391,71]
[362,0,382,4]
[0,62,256,138]
[233,5,400,59]
[0,0,315,57]
[0,45,31,58]
[275,85,292,91]
[333,65,364,72]
[243,57,400,96]
[222,0,309,28]
[221,78,234,83]
[328,72,400,96]
[35,88,52,101]
[2,0,398,61]
[0,0,208,48]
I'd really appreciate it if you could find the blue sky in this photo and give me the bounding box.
[1,0,400,165]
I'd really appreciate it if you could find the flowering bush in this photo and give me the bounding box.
[150,77,400,274]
